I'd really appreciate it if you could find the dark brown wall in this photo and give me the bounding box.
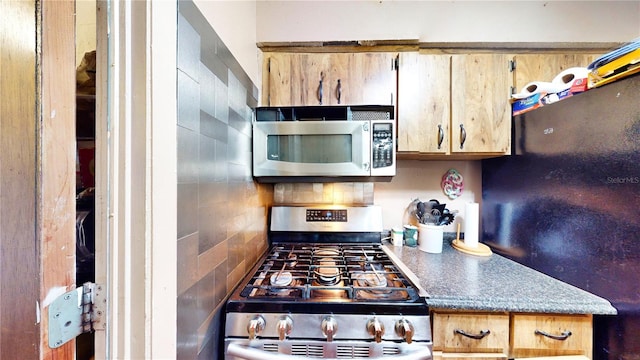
[176,2,272,359]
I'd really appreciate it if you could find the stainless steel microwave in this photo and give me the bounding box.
[252,106,396,182]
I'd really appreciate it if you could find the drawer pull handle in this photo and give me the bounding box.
[535,329,572,341]
[454,329,490,340]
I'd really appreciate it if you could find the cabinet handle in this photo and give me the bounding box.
[437,124,444,149]
[454,329,490,340]
[317,72,324,105]
[535,329,572,341]
[459,124,467,149]
[336,79,342,104]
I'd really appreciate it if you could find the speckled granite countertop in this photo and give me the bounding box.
[384,237,617,315]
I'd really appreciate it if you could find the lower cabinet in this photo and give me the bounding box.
[510,314,592,359]
[431,311,593,360]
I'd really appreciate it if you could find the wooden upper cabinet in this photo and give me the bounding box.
[512,53,600,92]
[398,52,512,157]
[397,52,451,154]
[451,54,512,154]
[262,52,397,107]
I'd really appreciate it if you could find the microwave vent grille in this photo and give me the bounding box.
[351,111,390,121]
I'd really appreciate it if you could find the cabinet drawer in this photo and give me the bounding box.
[511,314,592,358]
[434,351,508,360]
[433,313,510,354]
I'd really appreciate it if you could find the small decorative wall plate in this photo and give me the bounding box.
[441,168,464,200]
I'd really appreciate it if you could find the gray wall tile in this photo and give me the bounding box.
[177,233,199,295]
[177,183,198,239]
[177,125,199,184]
[215,77,229,123]
[200,110,228,143]
[177,70,200,132]
[198,64,216,118]
[177,14,200,80]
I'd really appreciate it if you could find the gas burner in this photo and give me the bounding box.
[353,270,394,298]
[270,271,293,287]
[267,278,304,297]
[314,247,340,257]
[356,271,388,288]
[271,246,299,267]
[314,258,341,286]
[284,255,298,267]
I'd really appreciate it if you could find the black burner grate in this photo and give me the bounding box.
[238,243,419,303]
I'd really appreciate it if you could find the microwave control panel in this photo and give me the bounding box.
[372,123,394,169]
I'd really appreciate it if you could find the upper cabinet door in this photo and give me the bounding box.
[264,53,329,106]
[451,54,512,154]
[397,52,451,154]
[263,52,397,107]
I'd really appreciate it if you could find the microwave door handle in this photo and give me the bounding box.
[227,342,432,360]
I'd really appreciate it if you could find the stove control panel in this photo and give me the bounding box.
[270,206,382,232]
[225,313,432,343]
[306,209,348,222]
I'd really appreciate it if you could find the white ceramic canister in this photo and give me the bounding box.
[418,224,443,253]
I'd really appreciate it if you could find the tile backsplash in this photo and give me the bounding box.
[273,182,374,205]
[271,160,481,233]
[375,160,482,232]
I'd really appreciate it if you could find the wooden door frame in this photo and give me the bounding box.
[1,1,77,358]
[2,1,178,357]
[38,1,77,358]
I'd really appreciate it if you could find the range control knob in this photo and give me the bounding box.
[247,315,266,340]
[395,319,414,344]
[367,317,385,343]
[321,316,338,342]
[277,316,293,341]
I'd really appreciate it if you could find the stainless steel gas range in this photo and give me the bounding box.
[224,206,432,360]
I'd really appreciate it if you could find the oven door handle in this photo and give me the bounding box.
[226,342,432,360]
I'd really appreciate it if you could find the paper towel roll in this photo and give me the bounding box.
[551,67,589,90]
[511,81,566,99]
[464,202,479,248]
